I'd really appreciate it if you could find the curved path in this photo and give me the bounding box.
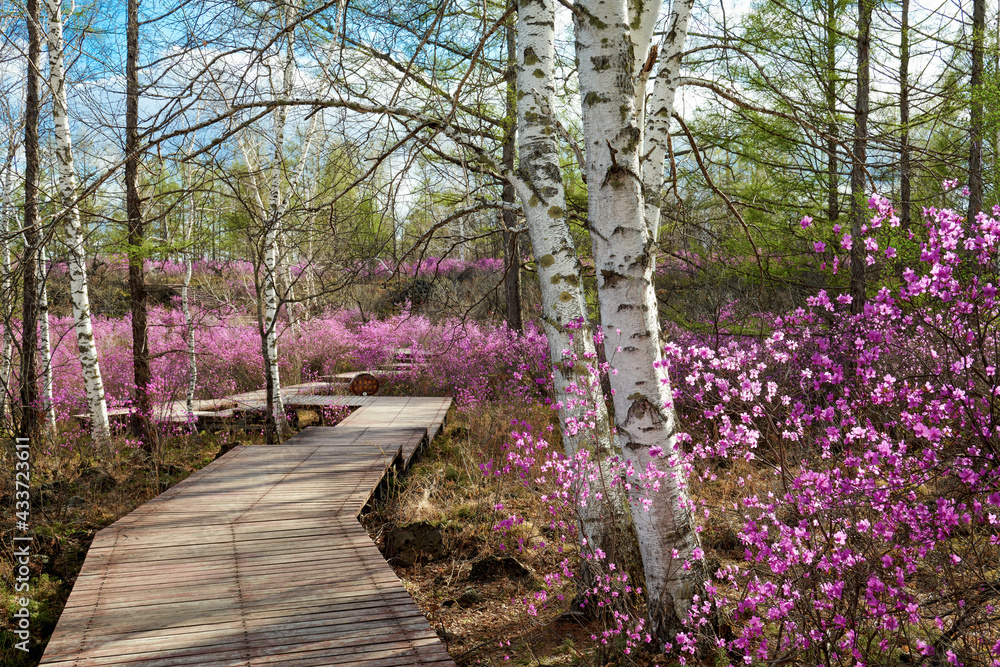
[40,396,455,667]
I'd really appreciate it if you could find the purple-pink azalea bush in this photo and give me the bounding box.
[492,195,1000,666]
[25,306,550,425]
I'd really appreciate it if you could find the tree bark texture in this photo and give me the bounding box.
[850,0,870,315]
[900,0,911,229]
[502,14,522,333]
[640,0,694,244]
[574,0,701,641]
[262,0,298,441]
[20,0,42,442]
[46,0,112,441]
[574,0,700,640]
[515,0,616,555]
[0,143,16,419]
[181,162,197,420]
[37,244,56,436]
[968,0,985,223]
[126,0,152,443]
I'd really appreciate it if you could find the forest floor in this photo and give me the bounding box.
[359,408,674,667]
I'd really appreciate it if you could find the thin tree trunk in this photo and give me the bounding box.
[37,244,56,437]
[968,0,985,222]
[850,0,871,315]
[640,0,695,244]
[45,0,111,441]
[900,0,911,229]
[277,118,317,339]
[502,15,521,332]
[126,0,151,444]
[282,232,298,336]
[181,164,197,420]
[20,0,42,442]
[994,7,999,204]
[514,0,615,556]
[576,0,701,642]
[0,141,17,419]
[263,0,297,442]
[826,0,840,226]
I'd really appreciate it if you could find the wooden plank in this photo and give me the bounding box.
[40,395,457,667]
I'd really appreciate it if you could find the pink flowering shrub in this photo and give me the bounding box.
[341,310,550,406]
[662,198,1000,667]
[491,197,1000,666]
[27,304,550,426]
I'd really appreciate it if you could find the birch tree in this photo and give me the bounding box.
[37,243,56,436]
[180,159,198,420]
[567,0,702,639]
[44,0,111,441]
[509,0,701,639]
[0,137,18,419]
[512,0,615,556]
[323,0,702,637]
[260,0,299,441]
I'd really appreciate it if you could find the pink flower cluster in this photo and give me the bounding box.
[12,305,551,430]
[658,199,1000,666]
[493,197,1000,666]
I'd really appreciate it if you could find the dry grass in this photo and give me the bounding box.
[360,403,679,667]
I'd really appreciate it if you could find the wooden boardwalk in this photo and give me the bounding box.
[41,396,456,667]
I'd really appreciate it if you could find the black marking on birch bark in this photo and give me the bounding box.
[641,44,658,76]
[600,269,627,289]
[601,140,627,188]
[625,395,662,425]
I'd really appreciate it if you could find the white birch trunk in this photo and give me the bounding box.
[276,120,316,338]
[575,0,701,640]
[0,143,16,418]
[45,0,111,442]
[263,0,298,430]
[37,244,56,437]
[181,164,197,420]
[281,232,298,335]
[515,0,619,554]
[640,0,694,243]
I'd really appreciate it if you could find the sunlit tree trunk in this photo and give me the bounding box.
[262,0,298,441]
[968,0,985,222]
[850,0,870,315]
[20,0,42,443]
[45,0,111,441]
[181,163,197,420]
[0,142,16,419]
[502,16,521,332]
[37,244,56,437]
[575,0,701,641]
[277,120,316,339]
[640,0,694,245]
[126,0,151,444]
[514,0,615,553]
[281,232,298,336]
